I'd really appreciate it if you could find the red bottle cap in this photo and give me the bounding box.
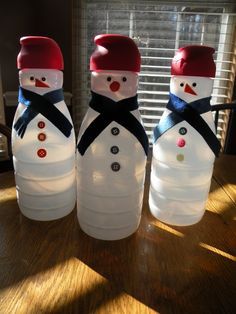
[171,45,216,78]
[90,34,141,72]
[17,36,64,70]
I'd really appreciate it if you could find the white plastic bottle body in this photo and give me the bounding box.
[149,109,216,226]
[77,107,147,240]
[77,70,147,240]
[12,100,76,221]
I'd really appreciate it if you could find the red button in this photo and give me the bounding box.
[38,121,45,129]
[37,148,47,158]
[38,133,46,141]
[177,138,186,148]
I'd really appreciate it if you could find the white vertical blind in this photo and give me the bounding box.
[72,0,236,147]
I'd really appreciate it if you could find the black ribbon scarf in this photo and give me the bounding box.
[14,87,73,138]
[153,93,221,157]
[77,91,149,156]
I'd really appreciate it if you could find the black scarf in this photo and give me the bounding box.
[77,91,149,156]
[14,87,73,138]
[153,93,221,157]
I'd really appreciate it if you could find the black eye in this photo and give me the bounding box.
[180,83,184,87]
[122,77,127,82]
[41,77,46,81]
[192,82,197,87]
[107,77,112,82]
[30,76,34,81]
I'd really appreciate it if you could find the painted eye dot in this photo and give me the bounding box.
[180,83,184,87]
[107,77,112,82]
[30,76,34,81]
[122,77,127,82]
[192,82,197,87]
[41,77,46,81]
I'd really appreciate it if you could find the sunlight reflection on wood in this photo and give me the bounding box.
[199,242,236,262]
[1,257,157,314]
[152,220,185,238]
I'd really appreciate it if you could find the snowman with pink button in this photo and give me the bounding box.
[149,45,221,226]
[77,34,149,240]
[12,36,76,221]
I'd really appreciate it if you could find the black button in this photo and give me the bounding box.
[110,146,119,154]
[111,127,120,136]
[111,162,120,172]
[179,127,187,135]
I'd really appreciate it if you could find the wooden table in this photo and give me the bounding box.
[0,154,236,314]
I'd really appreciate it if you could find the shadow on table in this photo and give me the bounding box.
[68,203,236,313]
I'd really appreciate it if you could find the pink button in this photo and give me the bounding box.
[177,138,186,148]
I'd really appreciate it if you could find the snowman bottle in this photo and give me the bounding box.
[12,36,76,221]
[149,45,221,226]
[77,34,149,240]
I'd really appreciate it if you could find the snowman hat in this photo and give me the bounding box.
[90,34,141,72]
[17,36,64,70]
[171,45,216,78]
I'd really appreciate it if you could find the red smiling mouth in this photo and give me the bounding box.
[35,79,50,88]
[110,81,120,92]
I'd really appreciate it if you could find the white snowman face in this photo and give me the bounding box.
[170,75,214,103]
[91,70,138,101]
[19,69,63,94]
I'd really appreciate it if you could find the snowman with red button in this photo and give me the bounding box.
[12,36,76,221]
[77,34,149,240]
[149,45,221,226]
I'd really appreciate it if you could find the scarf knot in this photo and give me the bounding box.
[153,93,221,157]
[14,87,73,138]
[77,91,149,156]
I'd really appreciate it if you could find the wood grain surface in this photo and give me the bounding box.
[0,154,236,314]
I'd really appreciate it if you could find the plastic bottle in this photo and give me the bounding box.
[149,45,220,226]
[76,34,148,240]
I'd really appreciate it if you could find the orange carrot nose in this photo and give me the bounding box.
[184,83,197,95]
[35,78,50,88]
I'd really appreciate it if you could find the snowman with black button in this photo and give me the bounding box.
[77,34,149,240]
[149,45,221,226]
[12,36,76,221]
